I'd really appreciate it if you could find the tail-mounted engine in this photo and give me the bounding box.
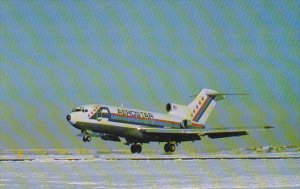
[166,103,189,117]
[180,119,192,128]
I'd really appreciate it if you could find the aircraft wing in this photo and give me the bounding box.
[138,125,273,139]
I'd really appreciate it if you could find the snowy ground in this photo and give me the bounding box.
[0,149,299,188]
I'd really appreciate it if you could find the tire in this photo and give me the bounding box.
[170,144,176,152]
[86,136,91,142]
[130,145,136,153]
[136,144,142,153]
[164,144,170,153]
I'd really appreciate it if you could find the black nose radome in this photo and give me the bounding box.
[66,115,71,121]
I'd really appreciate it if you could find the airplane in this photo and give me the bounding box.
[66,88,273,153]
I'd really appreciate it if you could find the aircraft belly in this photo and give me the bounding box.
[86,122,143,139]
[75,121,107,133]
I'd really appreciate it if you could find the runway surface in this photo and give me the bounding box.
[1,150,300,188]
[1,148,300,161]
[1,154,300,162]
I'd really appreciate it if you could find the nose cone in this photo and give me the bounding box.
[66,113,77,125]
[66,114,71,121]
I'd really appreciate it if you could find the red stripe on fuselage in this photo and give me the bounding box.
[191,122,205,129]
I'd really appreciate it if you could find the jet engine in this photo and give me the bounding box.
[180,119,192,129]
[166,103,189,117]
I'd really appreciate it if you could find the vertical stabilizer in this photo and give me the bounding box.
[188,89,224,124]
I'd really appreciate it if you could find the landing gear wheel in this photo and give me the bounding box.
[164,143,176,153]
[164,143,170,153]
[170,144,176,152]
[82,135,91,142]
[136,144,142,153]
[86,136,91,142]
[130,144,142,153]
[130,145,136,153]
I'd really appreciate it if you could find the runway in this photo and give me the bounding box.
[1,152,300,161]
[1,150,300,188]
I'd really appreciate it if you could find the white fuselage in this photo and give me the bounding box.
[67,104,204,140]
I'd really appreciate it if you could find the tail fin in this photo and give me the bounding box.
[188,89,225,124]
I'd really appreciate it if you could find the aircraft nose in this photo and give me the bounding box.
[66,114,71,121]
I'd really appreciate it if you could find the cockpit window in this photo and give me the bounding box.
[72,107,84,112]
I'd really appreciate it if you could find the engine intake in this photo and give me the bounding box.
[166,103,189,117]
[166,103,172,112]
[180,119,192,128]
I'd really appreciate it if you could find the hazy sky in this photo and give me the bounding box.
[1,1,299,150]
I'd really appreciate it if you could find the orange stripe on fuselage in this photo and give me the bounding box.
[191,122,205,129]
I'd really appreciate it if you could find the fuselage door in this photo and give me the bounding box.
[97,107,111,121]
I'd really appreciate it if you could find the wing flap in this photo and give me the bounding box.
[139,128,204,134]
[140,128,247,137]
[205,131,248,139]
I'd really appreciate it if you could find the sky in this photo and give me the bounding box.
[1,1,299,151]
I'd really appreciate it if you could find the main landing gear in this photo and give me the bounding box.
[164,143,176,153]
[130,144,142,153]
[82,135,91,142]
[129,143,176,153]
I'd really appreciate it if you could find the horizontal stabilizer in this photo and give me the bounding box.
[206,92,250,101]
[207,93,250,96]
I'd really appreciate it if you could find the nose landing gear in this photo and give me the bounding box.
[130,144,142,153]
[83,135,91,142]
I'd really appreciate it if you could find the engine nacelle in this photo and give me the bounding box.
[180,119,192,129]
[166,103,189,117]
[166,103,172,112]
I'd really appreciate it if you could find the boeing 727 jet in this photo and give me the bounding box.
[66,88,273,153]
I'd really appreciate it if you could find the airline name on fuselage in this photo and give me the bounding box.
[117,109,154,119]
